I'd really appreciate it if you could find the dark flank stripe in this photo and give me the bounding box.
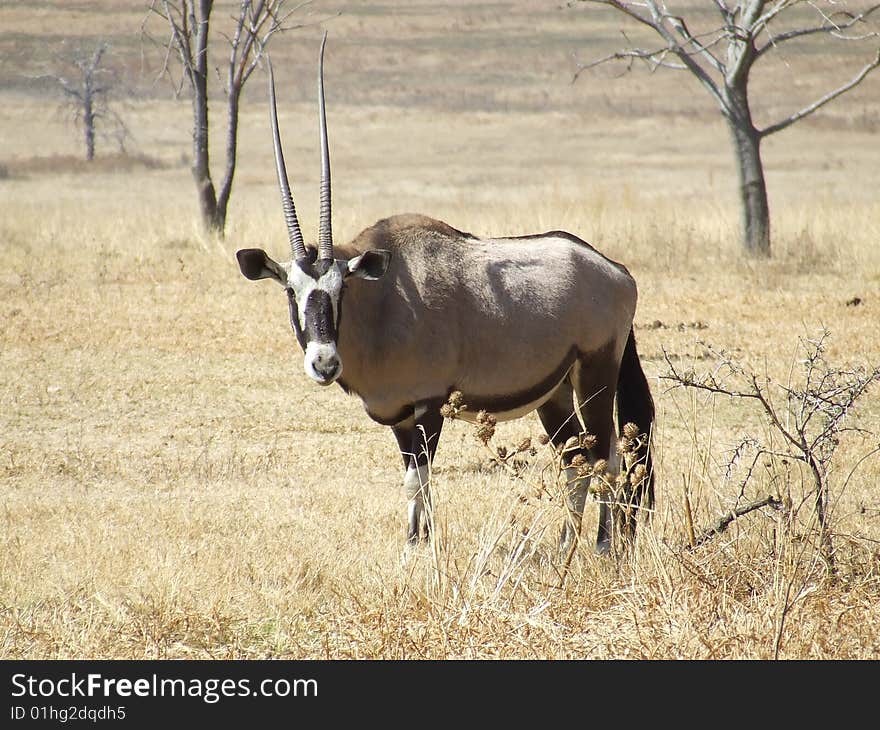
[365,404,416,427]
[361,348,585,426]
[454,346,578,414]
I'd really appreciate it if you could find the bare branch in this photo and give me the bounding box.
[573,45,686,83]
[756,5,880,57]
[751,0,795,34]
[663,329,879,572]
[155,0,196,87]
[584,0,661,32]
[760,48,880,137]
[579,1,729,113]
[641,0,728,75]
[712,0,734,24]
[663,13,726,73]
[687,495,784,550]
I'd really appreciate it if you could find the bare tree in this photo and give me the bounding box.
[575,1,880,257]
[144,0,308,236]
[54,41,129,161]
[661,330,880,573]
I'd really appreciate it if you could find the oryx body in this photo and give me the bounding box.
[237,35,655,553]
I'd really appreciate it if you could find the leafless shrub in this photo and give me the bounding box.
[50,41,131,161]
[433,328,878,630]
[661,329,880,578]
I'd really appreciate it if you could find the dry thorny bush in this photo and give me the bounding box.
[404,330,880,651]
[440,390,650,570]
[662,329,880,572]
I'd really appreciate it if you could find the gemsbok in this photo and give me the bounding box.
[236,34,655,554]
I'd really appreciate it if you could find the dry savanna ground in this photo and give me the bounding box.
[2,1,880,659]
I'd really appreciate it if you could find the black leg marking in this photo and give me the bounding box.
[615,329,656,539]
[392,401,444,544]
[392,418,415,471]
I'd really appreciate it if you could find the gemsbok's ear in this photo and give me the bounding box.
[346,249,391,281]
[236,249,287,285]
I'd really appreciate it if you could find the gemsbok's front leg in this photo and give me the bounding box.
[392,402,444,544]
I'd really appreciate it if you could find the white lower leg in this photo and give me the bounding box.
[404,463,431,542]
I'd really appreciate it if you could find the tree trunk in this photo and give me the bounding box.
[723,77,770,257]
[83,92,95,162]
[214,85,241,238]
[729,121,770,257]
[191,82,220,234]
[190,0,221,235]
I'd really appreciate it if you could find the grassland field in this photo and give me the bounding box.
[1,1,880,659]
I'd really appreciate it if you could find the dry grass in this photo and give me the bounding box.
[2,1,880,659]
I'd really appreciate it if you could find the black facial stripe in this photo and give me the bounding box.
[303,289,337,344]
[337,282,347,335]
[287,290,306,349]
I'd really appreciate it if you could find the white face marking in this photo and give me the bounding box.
[285,260,347,384]
[285,260,344,332]
[303,340,342,385]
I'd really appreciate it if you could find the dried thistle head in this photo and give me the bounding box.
[616,436,633,455]
[516,437,532,453]
[630,463,648,486]
[589,479,611,497]
[592,459,608,476]
[475,410,497,427]
[442,391,467,419]
[475,422,496,445]
[581,433,597,450]
[623,422,640,440]
[563,436,580,452]
[496,445,508,460]
[570,454,587,467]
[538,434,550,446]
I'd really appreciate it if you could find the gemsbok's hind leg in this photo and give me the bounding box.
[392,402,444,545]
[536,382,594,554]
[570,355,619,556]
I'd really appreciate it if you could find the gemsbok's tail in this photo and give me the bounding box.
[615,328,655,535]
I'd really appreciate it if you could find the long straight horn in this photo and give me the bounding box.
[317,31,333,261]
[267,56,307,262]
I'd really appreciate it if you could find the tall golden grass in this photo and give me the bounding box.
[2,2,880,658]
